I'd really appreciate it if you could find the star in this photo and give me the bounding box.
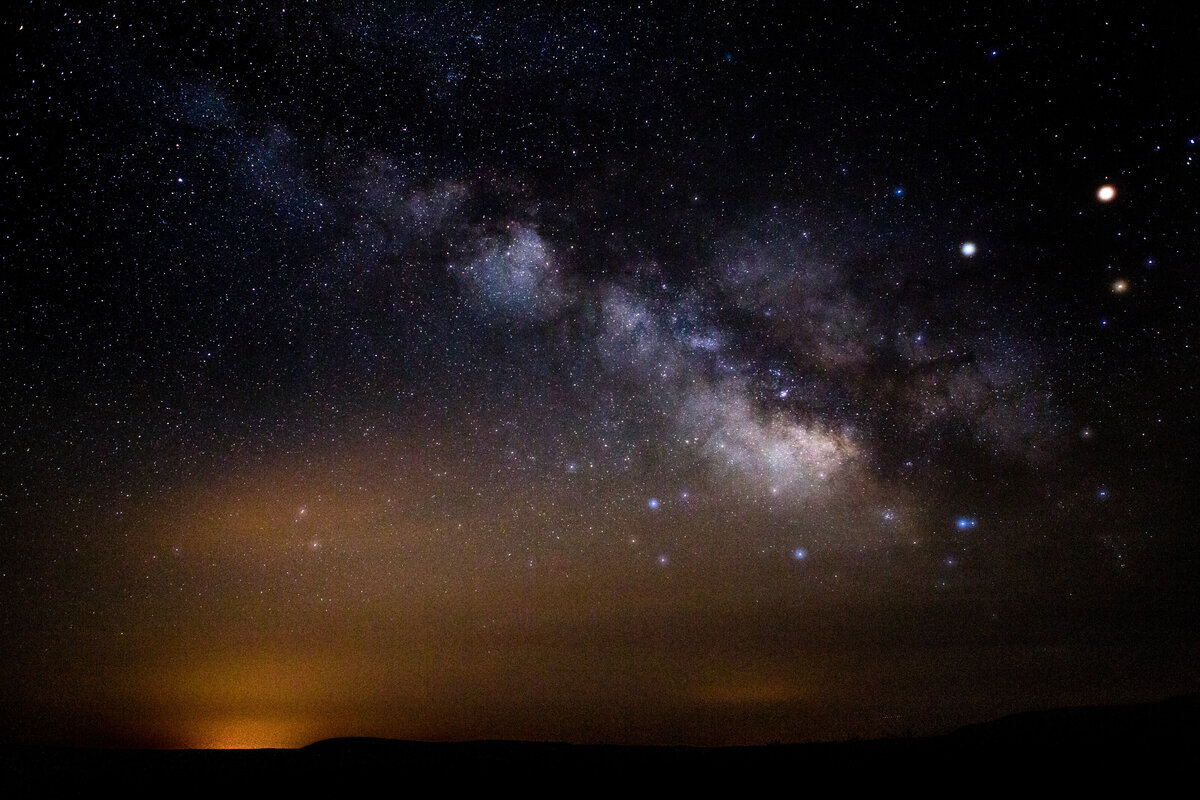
[960,242,977,257]
[1097,184,1116,202]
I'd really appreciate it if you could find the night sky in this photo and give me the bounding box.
[3,2,1199,749]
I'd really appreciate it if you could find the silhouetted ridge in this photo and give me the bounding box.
[948,693,1200,746]
[4,695,1197,792]
[302,737,419,752]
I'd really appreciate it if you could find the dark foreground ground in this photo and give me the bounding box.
[3,695,1197,792]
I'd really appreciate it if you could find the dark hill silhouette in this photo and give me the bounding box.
[3,694,1197,792]
[946,693,1200,747]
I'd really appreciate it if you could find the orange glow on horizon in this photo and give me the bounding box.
[182,716,322,749]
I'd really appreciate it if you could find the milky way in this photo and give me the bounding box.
[3,3,1198,748]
